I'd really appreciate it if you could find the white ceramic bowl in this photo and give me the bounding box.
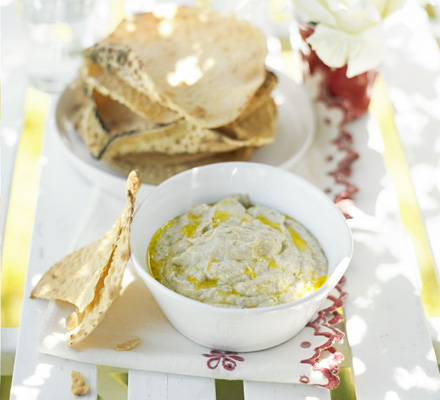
[130,162,353,352]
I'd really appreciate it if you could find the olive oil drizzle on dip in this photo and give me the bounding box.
[147,195,328,308]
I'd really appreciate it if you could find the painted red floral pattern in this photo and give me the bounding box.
[202,350,245,371]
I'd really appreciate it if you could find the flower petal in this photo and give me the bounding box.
[369,0,389,15]
[381,0,407,18]
[332,6,380,33]
[322,0,343,12]
[346,24,385,77]
[306,24,351,68]
[292,0,337,26]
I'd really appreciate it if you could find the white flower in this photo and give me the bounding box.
[292,0,406,77]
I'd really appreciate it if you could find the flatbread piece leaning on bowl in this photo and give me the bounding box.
[31,171,141,346]
[72,6,278,184]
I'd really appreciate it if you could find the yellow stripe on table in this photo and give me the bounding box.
[369,74,440,320]
[370,75,440,372]
[1,87,49,327]
[331,307,357,400]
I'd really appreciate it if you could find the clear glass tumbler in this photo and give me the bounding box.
[18,0,95,92]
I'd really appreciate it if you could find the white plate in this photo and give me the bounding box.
[55,71,315,197]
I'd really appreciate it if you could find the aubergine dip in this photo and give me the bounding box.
[147,195,328,308]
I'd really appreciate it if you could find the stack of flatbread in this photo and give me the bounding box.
[75,6,277,184]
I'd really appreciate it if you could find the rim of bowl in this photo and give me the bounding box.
[131,162,353,315]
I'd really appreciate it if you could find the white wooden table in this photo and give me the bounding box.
[3,1,440,399]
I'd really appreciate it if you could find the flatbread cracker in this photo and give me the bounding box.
[30,220,122,313]
[66,312,79,331]
[68,171,140,346]
[75,87,176,158]
[105,147,255,185]
[75,87,238,159]
[81,61,180,124]
[71,370,90,396]
[31,171,140,346]
[85,7,267,128]
[75,84,275,162]
[228,70,278,124]
[219,97,278,141]
[114,338,142,351]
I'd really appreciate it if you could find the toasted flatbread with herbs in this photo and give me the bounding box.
[31,171,141,346]
[80,61,180,124]
[105,147,256,185]
[84,7,267,128]
[75,85,276,161]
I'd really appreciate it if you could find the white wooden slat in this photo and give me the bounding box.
[10,101,99,400]
[1,328,18,358]
[10,355,98,400]
[167,374,216,400]
[243,381,331,400]
[343,191,440,400]
[341,6,440,400]
[427,318,440,364]
[342,122,440,400]
[128,370,216,400]
[387,2,440,365]
[128,370,168,399]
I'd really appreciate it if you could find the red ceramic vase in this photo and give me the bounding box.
[300,24,378,123]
